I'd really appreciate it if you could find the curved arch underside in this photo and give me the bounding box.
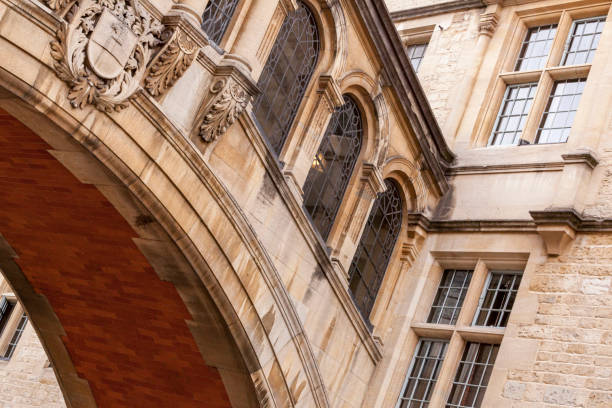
[0,107,234,407]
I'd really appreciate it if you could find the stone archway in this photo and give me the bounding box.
[0,101,260,407]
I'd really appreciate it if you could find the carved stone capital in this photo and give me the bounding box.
[400,224,427,263]
[197,56,259,143]
[479,12,499,37]
[361,163,386,197]
[145,14,205,97]
[317,75,344,112]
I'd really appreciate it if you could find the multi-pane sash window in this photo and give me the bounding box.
[562,16,606,66]
[428,269,473,325]
[406,43,428,72]
[486,12,606,146]
[489,83,537,146]
[397,339,448,408]
[0,296,15,337]
[253,2,320,155]
[302,95,362,240]
[1,313,27,360]
[446,342,499,408]
[201,0,240,45]
[348,179,403,325]
[474,271,522,327]
[536,78,586,144]
[515,24,558,71]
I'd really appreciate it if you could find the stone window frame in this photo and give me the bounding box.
[399,256,527,407]
[399,24,436,74]
[478,4,610,147]
[0,291,24,362]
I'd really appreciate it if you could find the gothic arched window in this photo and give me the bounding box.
[302,95,362,240]
[201,0,240,45]
[253,1,320,155]
[348,179,403,324]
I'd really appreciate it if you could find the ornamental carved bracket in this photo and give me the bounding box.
[48,0,203,112]
[197,57,259,143]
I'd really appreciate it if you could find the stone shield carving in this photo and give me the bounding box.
[50,0,164,112]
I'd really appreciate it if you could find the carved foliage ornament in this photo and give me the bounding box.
[50,0,164,112]
[199,77,251,142]
[145,29,198,96]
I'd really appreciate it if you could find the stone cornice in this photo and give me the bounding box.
[390,0,486,21]
[361,162,386,195]
[353,0,454,197]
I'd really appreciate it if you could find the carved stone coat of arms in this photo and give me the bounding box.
[50,0,164,112]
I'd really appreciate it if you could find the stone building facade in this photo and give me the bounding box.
[0,0,610,408]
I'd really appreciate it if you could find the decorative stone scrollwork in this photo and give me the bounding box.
[145,27,199,96]
[199,77,251,142]
[50,0,165,112]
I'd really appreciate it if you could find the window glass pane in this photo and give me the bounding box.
[536,78,586,144]
[303,95,362,240]
[0,296,15,337]
[489,83,538,146]
[348,179,403,325]
[515,24,557,71]
[446,342,500,408]
[475,271,522,327]
[427,270,473,325]
[1,313,27,360]
[253,2,320,155]
[201,0,240,45]
[562,16,606,66]
[398,339,449,408]
[406,43,429,72]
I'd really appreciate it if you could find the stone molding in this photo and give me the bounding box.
[361,162,387,197]
[478,11,499,37]
[390,0,486,21]
[196,55,259,143]
[240,113,384,363]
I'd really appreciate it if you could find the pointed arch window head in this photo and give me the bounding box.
[201,0,240,45]
[303,95,363,240]
[253,1,320,155]
[348,179,403,325]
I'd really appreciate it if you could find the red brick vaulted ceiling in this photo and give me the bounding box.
[0,108,232,407]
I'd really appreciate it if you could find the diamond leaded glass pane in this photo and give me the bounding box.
[562,16,606,66]
[303,95,362,240]
[201,0,240,45]
[536,78,586,144]
[348,179,403,325]
[253,2,320,155]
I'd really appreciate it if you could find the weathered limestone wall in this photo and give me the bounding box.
[0,324,66,408]
[501,234,612,408]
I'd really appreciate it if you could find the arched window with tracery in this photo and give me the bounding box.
[302,95,362,240]
[201,0,240,45]
[253,1,320,155]
[348,179,403,325]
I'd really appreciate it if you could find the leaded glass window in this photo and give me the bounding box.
[407,43,428,72]
[562,16,606,66]
[0,296,15,337]
[253,2,320,155]
[536,78,586,144]
[398,339,448,408]
[446,342,499,408]
[348,179,403,324]
[1,313,27,360]
[201,0,240,45]
[428,269,473,325]
[489,83,537,146]
[474,271,522,328]
[303,95,362,240]
[515,24,557,71]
